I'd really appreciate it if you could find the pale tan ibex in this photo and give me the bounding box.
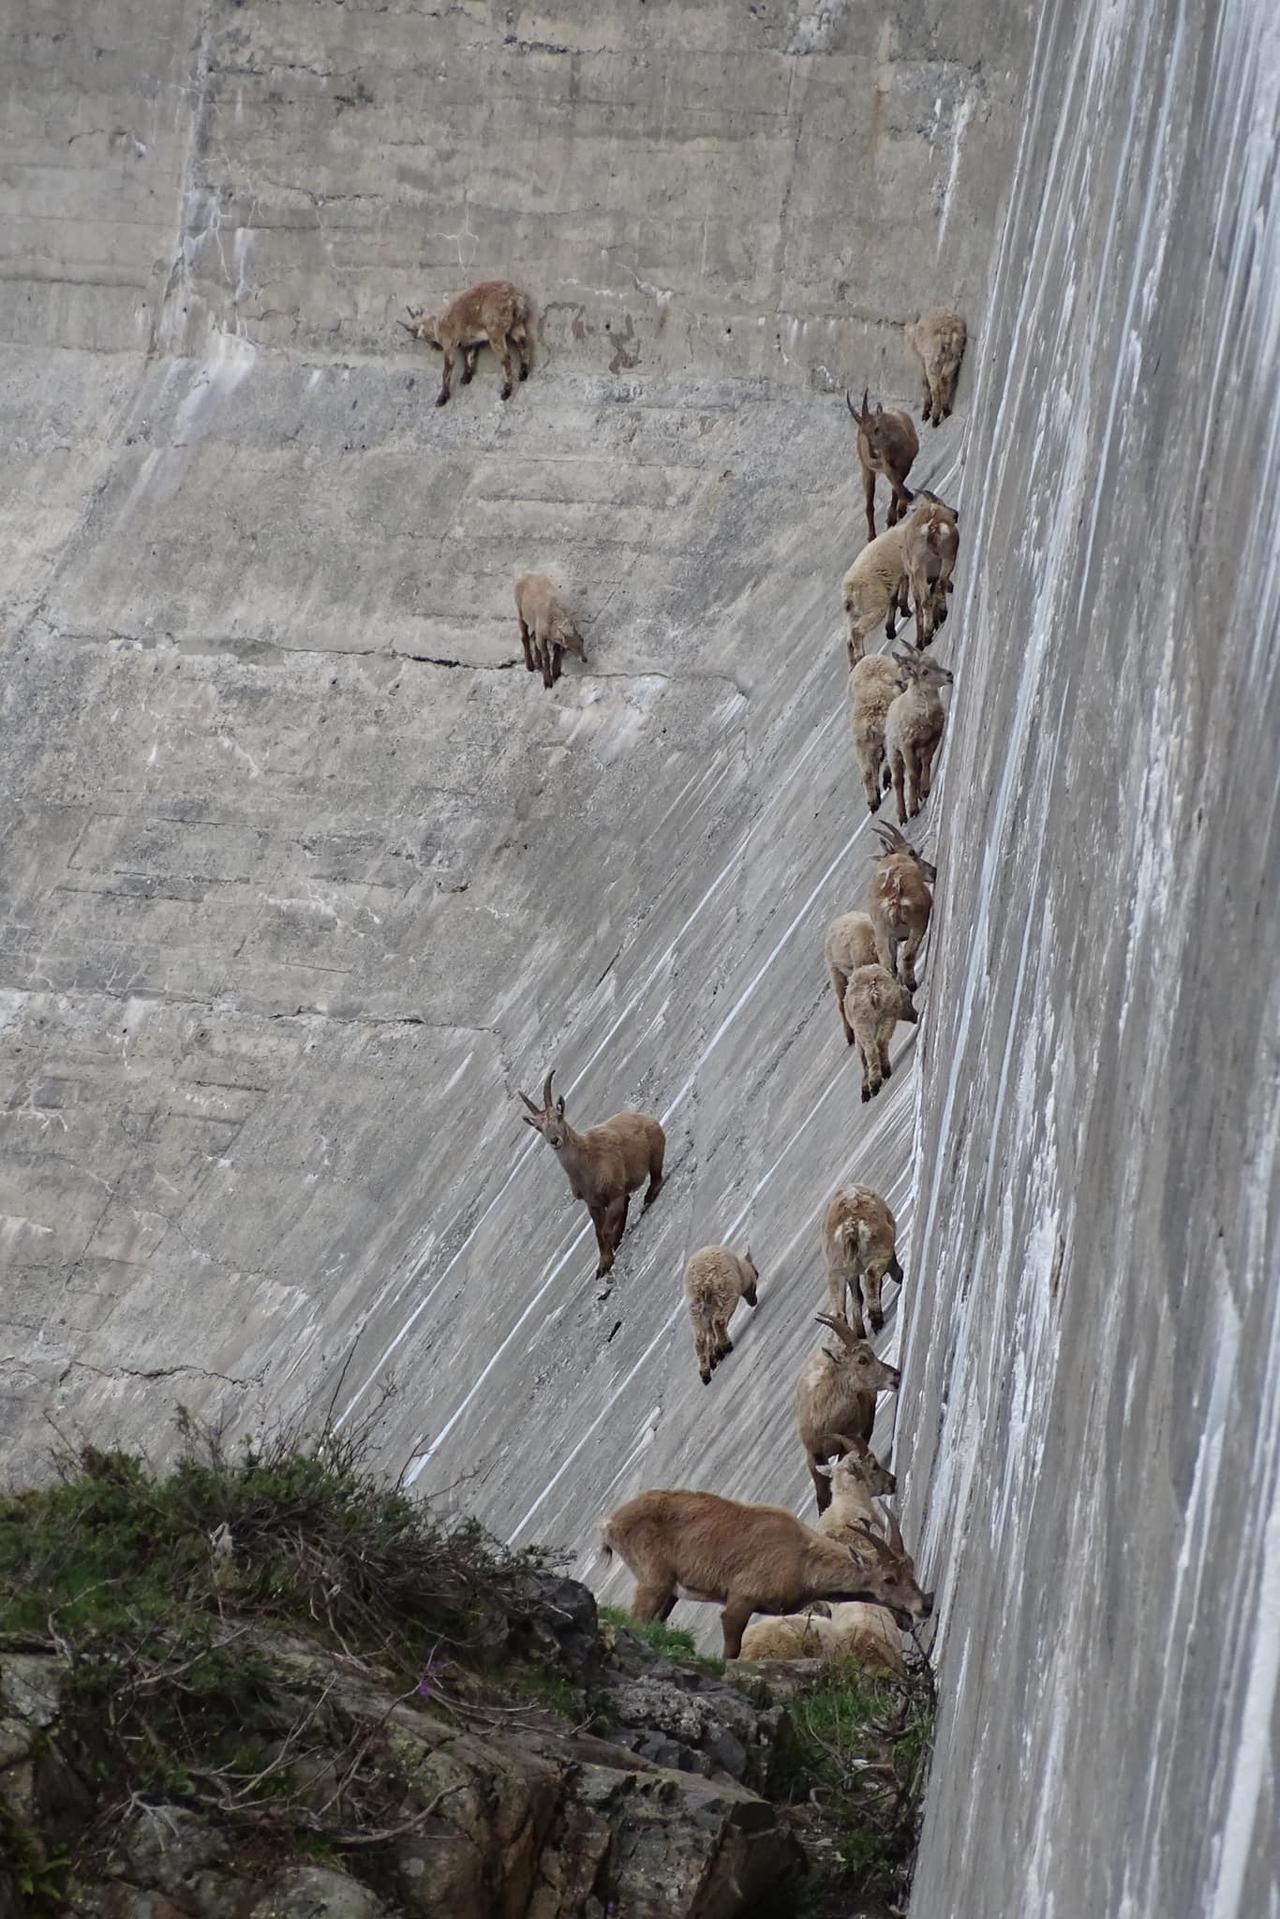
[868,821,935,993]
[848,388,918,542]
[812,1434,897,1540]
[822,1185,903,1336]
[905,309,967,426]
[601,1485,929,1658]
[683,1244,759,1385]
[795,1312,900,1512]
[902,496,960,649]
[847,653,909,813]
[399,278,532,406]
[843,960,918,1101]
[740,1597,906,1674]
[885,650,953,825]
[515,573,587,689]
[824,910,879,1045]
[519,1069,665,1279]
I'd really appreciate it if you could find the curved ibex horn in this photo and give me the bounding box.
[845,389,857,419]
[861,385,870,415]
[396,319,416,335]
[518,1090,542,1115]
[884,1509,905,1553]
[814,1311,860,1349]
[541,1068,556,1110]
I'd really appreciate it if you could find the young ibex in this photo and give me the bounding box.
[514,573,587,689]
[812,1435,897,1539]
[847,653,909,813]
[824,910,878,1045]
[683,1244,759,1385]
[848,388,918,542]
[843,962,918,1101]
[822,1186,903,1336]
[839,494,943,665]
[868,822,935,993]
[902,496,960,649]
[518,1069,665,1279]
[884,651,954,826]
[601,1486,929,1658]
[905,309,967,426]
[739,1599,906,1675]
[399,278,532,406]
[795,1312,901,1512]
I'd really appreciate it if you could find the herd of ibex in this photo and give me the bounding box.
[404,280,968,1665]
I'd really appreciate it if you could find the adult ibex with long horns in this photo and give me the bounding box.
[518,1069,666,1278]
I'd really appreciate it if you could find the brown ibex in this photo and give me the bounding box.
[848,388,919,542]
[902,495,960,649]
[847,653,909,812]
[795,1312,900,1511]
[515,573,587,689]
[601,1485,929,1658]
[519,1069,665,1278]
[885,651,953,825]
[822,1186,903,1336]
[868,821,935,993]
[905,309,967,426]
[683,1244,759,1385]
[824,910,879,1045]
[843,962,918,1101]
[399,278,532,406]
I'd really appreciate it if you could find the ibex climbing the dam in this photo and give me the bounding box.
[885,651,953,825]
[812,1434,897,1540]
[518,1069,665,1280]
[902,495,960,648]
[822,1185,903,1337]
[399,278,532,406]
[824,910,880,1044]
[515,573,587,689]
[848,388,919,542]
[843,960,918,1100]
[905,308,967,426]
[868,822,935,993]
[683,1244,759,1384]
[601,1485,929,1658]
[795,1312,901,1511]
[847,653,910,812]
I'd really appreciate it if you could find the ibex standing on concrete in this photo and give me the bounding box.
[519,1069,665,1279]
[848,388,919,542]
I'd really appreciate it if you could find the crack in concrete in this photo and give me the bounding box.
[58,1357,262,1389]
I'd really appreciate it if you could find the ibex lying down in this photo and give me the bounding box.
[399,278,532,406]
[844,961,918,1101]
[683,1244,759,1385]
[824,910,879,1045]
[902,495,960,649]
[795,1312,900,1512]
[514,573,587,689]
[519,1069,665,1278]
[848,388,919,542]
[868,822,935,993]
[742,1600,906,1675]
[905,309,967,426]
[847,654,909,814]
[822,1186,903,1336]
[885,651,953,826]
[601,1486,929,1658]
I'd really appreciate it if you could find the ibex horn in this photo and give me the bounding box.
[861,385,870,416]
[518,1090,542,1115]
[845,389,857,419]
[396,319,416,335]
[542,1068,556,1110]
[884,1509,905,1553]
[814,1311,860,1349]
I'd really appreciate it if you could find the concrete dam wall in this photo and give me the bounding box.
[2,1,1276,1914]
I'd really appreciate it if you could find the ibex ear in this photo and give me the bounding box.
[814,1460,833,1478]
[521,1114,541,1129]
[556,1097,566,1117]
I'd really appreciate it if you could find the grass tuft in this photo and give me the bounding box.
[598,1604,725,1673]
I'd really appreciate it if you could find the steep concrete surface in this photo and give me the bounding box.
[2,0,1277,1913]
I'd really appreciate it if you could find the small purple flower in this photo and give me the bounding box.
[417,1656,447,1699]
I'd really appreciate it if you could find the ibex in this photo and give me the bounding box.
[822,1186,903,1336]
[868,821,935,993]
[601,1485,929,1658]
[844,960,918,1101]
[824,910,878,1046]
[740,1599,906,1675]
[902,496,960,648]
[905,309,967,426]
[518,1069,665,1278]
[683,1244,759,1385]
[848,388,918,542]
[885,651,953,825]
[812,1434,897,1539]
[399,278,532,406]
[795,1312,900,1511]
[515,573,587,689]
[847,653,909,813]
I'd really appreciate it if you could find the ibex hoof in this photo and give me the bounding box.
[435,392,449,408]
[500,383,514,401]
[519,362,530,380]
[861,1086,872,1103]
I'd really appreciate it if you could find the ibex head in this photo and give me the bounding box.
[892,648,953,690]
[819,1434,897,1498]
[398,305,441,348]
[814,1313,901,1392]
[518,1068,570,1150]
[873,821,937,885]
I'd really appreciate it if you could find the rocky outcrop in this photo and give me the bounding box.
[0,1591,801,1919]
